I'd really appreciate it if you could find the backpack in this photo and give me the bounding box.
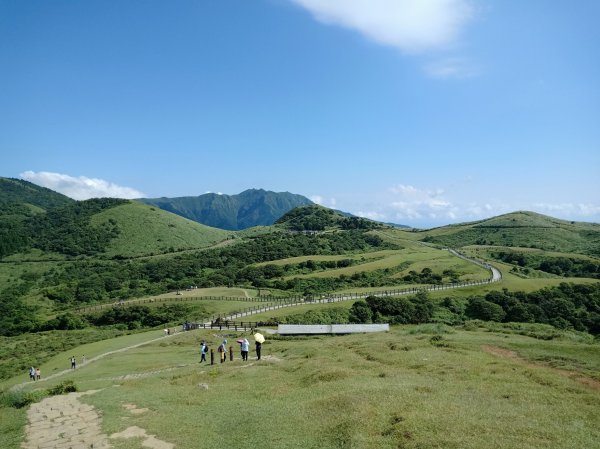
[203,345,209,353]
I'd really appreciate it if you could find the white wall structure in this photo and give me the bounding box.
[278,324,389,335]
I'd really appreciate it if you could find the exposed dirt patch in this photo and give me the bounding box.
[110,425,175,449]
[482,345,600,391]
[123,403,149,415]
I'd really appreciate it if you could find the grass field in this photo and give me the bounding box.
[3,322,599,449]
[91,202,231,257]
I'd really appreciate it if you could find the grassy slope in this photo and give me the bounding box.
[414,211,600,256]
[90,201,231,257]
[3,324,599,449]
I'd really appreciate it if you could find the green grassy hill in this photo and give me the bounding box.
[419,211,600,256]
[90,201,231,258]
[1,321,598,449]
[0,177,73,211]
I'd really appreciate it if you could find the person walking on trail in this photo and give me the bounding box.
[70,356,77,369]
[255,341,262,360]
[218,340,227,363]
[200,341,208,363]
[29,366,35,381]
[35,367,41,380]
[240,338,249,361]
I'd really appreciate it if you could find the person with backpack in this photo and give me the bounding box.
[217,339,227,363]
[29,366,35,381]
[200,341,208,363]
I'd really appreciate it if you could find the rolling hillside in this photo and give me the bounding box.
[0,177,73,211]
[138,188,313,230]
[89,201,230,258]
[418,211,600,256]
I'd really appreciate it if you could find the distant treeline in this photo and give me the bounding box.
[493,251,600,279]
[347,283,600,335]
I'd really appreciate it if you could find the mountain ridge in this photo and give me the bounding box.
[137,188,314,230]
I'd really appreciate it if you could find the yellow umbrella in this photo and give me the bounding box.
[254,332,265,343]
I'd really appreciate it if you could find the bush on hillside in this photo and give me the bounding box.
[465,297,506,322]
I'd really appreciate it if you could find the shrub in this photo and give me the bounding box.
[0,389,47,409]
[465,297,506,322]
[47,380,77,396]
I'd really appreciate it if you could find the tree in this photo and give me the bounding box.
[465,297,506,322]
[349,301,373,323]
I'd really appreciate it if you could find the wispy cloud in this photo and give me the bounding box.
[20,171,145,200]
[533,202,600,217]
[356,210,387,221]
[289,0,475,53]
[310,195,337,208]
[424,57,480,79]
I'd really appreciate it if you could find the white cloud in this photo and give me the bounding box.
[289,0,474,53]
[310,195,337,208]
[356,210,387,221]
[533,203,600,217]
[20,171,145,200]
[424,57,480,79]
[310,195,324,205]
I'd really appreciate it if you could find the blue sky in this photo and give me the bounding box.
[1,0,599,227]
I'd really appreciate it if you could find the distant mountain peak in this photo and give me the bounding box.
[138,189,314,230]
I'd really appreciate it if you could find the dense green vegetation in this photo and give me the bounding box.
[492,250,600,278]
[85,304,193,329]
[0,198,127,258]
[139,188,313,230]
[276,204,381,231]
[38,230,394,305]
[0,178,73,210]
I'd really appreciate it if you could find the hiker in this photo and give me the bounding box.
[70,355,77,369]
[200,341,208,363]
[164,328,168,336]
[35,367,41,380]
[82,355,86,365]
[240,338,249,361]
[218,340,227,363]
[29,366,35,381]
[255,341,262,360]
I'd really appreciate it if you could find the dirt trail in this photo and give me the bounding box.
[482,345,600,391]
[21,390,109,449]
[12,334,175,391]
[22,390,176,449]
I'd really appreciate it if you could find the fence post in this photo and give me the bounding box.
[229,346,234,361]
[211,349,214,365]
